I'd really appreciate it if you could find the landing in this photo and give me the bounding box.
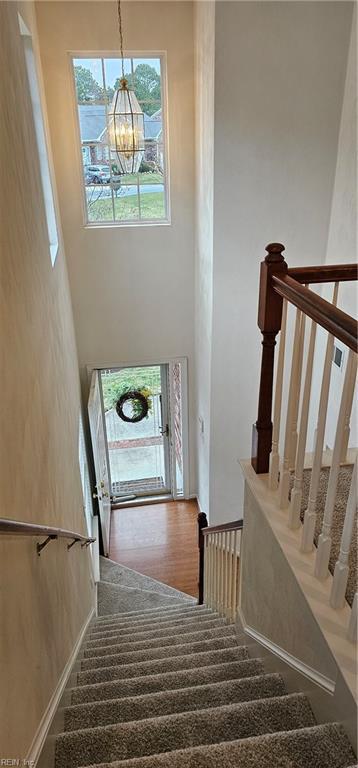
[109,499,199,597]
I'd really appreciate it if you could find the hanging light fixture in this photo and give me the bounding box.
[108,0,145,175]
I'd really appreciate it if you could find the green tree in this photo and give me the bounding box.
[74,66,104,102]
[114,64,161,115]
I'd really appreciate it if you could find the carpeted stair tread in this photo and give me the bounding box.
[70,658,265,705]
[94,604,212,625]
[99,557,195,602]
[80,635,238,671]
[86,616,226,645]
[83,624,235,658]
[97,582,191,617]
[55,693,315,768]
[64,673,286,731]
[77,723,356,768]
[77,645,250,686]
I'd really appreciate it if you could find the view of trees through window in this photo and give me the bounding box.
[73,56,168,225]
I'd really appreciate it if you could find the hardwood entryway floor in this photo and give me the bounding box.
[109,499,199,598]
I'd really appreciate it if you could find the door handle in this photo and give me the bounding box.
[160,423,169,437]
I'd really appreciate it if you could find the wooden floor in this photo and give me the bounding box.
[109,499,199,598]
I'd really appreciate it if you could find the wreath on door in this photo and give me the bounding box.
[115,389,150,423]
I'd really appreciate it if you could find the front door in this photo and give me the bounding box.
[100,365,171,498]
[88,370,111,555]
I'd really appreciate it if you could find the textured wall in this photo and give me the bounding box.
[0,3,95,757]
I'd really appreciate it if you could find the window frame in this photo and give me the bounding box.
[69,51,171,229]
[19,14,59,265]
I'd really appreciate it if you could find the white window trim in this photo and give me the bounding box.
[19,14,59,266]
[69,50,171,229]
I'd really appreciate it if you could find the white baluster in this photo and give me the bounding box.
[347,593,357,643]
[301,283,339,552]
[227,530,233,617]
[224,531,230,617]
[280,309,303,508]
[231,529,238,621]
[289,310,306,468]
[340,359,357,463]
[215,533,220,612]
[270,299,287,490]
[289,319,317,529]
[210,534,215,609]
[315,350,357,580]
[330,458,357,608]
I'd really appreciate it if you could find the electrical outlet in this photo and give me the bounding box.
[333,343,344,371]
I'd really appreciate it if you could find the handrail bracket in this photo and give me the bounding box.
[67,537,80,550]
[37,534,58,556]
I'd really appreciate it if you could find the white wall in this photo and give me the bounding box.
[195,1,353,523]
[36,1,197,493]
[0,2,95,757]
[194,1,215,516]
[310,11,357,451]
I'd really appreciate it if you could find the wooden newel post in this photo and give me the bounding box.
[251,243,287,474]
[197,511,208,605]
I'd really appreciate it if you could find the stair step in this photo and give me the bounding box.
[77,723,356,768]
[55,693,315,768]
[70,657,265,706]
[93,604,211,626]
[83,625,235,658]
[77,645,249,686]
[80,635,238,671]
[86,616,226,644]
[64,673,286,732]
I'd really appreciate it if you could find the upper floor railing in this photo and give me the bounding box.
[251,243,357,642]
[251,244,357,474]
[0,517,95,555]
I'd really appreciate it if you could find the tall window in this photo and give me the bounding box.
[19,15,59,265]
[72,55,169,226]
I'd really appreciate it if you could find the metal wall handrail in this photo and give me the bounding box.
[0,517,96,555]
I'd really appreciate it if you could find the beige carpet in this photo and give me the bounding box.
[291,465,356,606]
[51,561,355,768]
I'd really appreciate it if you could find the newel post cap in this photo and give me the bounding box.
[265,243,285,263]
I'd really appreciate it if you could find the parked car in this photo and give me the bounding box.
[85,165,111,184]
[85,165,122,191]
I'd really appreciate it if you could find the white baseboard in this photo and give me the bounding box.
[26,605,96,765]
[239,608,335,694]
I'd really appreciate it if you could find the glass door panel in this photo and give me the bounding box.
[100,365,171,497]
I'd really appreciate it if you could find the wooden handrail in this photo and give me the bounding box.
[273,275,357,352]
[202,519,243,535]
[0,517,95,555]
[288,264,358,284]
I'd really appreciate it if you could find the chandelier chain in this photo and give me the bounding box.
[117,0,125,79]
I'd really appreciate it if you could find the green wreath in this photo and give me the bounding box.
[115,389,150,423]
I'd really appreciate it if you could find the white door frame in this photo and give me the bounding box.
[86,357,190,499]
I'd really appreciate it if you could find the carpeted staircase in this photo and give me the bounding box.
[52,558,356,768]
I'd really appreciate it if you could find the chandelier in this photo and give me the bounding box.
[108,0,145,174]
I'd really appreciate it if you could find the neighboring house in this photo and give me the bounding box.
[78,104,109,165]
[78,103,163,169]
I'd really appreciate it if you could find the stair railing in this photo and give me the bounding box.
[251,244,358,641]
[0,517,95,555]
[198,513,243,620]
